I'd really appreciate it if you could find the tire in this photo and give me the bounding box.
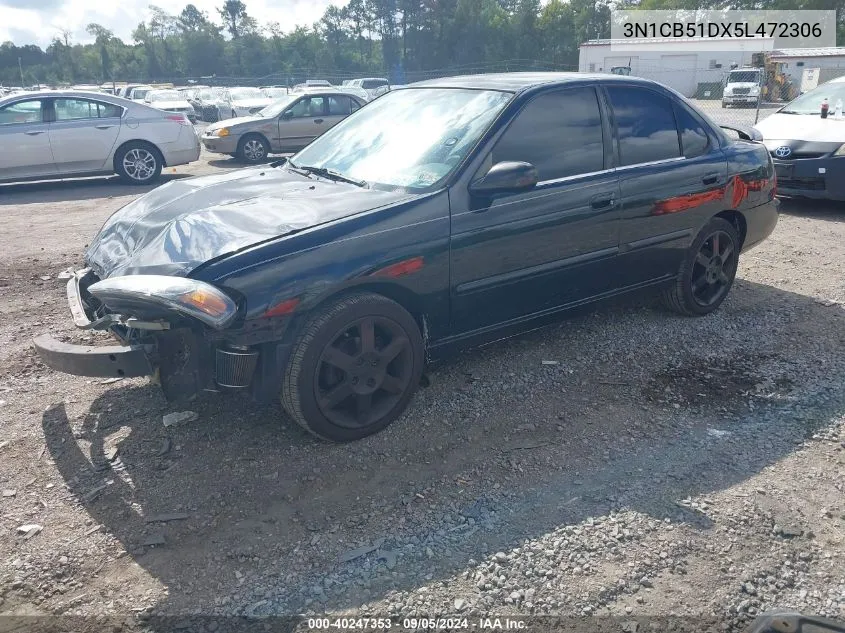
[281,292,424,442]
[662,217,740,317]
[237,134,270,164]
[114,142,163,185]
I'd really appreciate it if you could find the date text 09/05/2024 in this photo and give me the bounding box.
[307,617,528,629]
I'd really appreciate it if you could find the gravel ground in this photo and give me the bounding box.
[1,144,844,632]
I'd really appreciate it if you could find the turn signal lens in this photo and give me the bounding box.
[183,288,232,317]
[217,127,230,137]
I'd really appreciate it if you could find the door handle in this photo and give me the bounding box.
[590,195,616,210]
[95,124,113,130]
[313,118,324,124]
[702,173,721,185]
[24,130,45,136]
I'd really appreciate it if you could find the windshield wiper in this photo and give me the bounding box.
[289,163,367,187]
[779,109,813,115]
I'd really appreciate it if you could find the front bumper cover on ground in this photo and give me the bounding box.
[33,269,154,379]
[33,335,153,378]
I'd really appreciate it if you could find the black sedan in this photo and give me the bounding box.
[34,73,779,442]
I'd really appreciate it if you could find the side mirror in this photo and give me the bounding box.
[469,161,538,195]
[281,111,293,120]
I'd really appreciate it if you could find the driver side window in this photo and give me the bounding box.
[489,87,605,182]
[288,97,325,118]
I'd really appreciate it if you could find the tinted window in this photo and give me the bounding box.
[492,87,604,181]
[328,96,352,115]
[675,106,709,158]
[607,87,681,166]
[0,99,42,125]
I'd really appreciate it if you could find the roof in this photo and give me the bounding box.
[407,71,655,92]
[0,89,136,105]
[769,47,845,59]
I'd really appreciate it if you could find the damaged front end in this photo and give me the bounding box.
[33,269,261,404]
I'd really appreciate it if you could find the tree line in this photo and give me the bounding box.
[1,0,843,86]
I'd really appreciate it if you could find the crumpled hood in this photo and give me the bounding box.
[85,167,412,278]
[754,112,845,143]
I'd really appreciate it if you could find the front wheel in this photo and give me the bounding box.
[237,134,269,164]
[281,292,424,442]
[662,217,740,316]
[115,142,162,185]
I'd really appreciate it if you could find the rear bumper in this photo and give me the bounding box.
[33,335,153,378]
[742,198,780,252]
[774,156,845,201]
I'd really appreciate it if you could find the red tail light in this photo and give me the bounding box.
[166,114,190,125]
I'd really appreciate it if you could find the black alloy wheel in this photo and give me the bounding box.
[690,229,736,308]
[282,292,424,442]
[663,217,740,316]
[315,315,412,429]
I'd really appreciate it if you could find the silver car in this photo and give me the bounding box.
[0,90,201,185]
[201,90,366,163]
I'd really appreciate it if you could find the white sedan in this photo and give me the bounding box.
[144,89,198,123]
[0,90,201,185]
[211,87,271,120]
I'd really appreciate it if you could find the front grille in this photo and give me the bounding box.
[733,88,751,95]
[778,177,826,191]
[215,346,259,388]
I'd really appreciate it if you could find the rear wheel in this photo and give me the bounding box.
[662,218,740,316]
[237,134,269,164]
[281,293,424,442]
[114,142,162,185]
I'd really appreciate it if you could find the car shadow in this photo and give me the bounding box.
[0,173,194,206]
[778,197,845,222]
[41,280,845,621]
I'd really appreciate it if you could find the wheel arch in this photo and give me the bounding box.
[714,209,747,249]
[289,280,429,350]
[112,139,167,169]
[238,131,272,150]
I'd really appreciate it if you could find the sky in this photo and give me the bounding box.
[0,0,347,49]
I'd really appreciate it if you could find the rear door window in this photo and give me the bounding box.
[606,86,681,166]
[674,105,709,158]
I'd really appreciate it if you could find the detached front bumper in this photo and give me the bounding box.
[32,270,155,379]
[33,335,152,378]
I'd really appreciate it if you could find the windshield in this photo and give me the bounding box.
[264,88,288,98]
[149,90,181,101]
[291,87,512,190]
[781,80,845,114]
[728,71,760,83]
[229,88,264,100]
[259,95,298,117]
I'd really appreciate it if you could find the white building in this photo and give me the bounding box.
[767,48,845,86]
[578,37,774,97]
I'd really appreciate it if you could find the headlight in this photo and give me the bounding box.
[835,144,845,156]
[750,86,760,95]
[88,276,238,329]
[724,88,732,95]
[216,127,230,137]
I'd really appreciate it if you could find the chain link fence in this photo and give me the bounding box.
[125,58,845,129]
